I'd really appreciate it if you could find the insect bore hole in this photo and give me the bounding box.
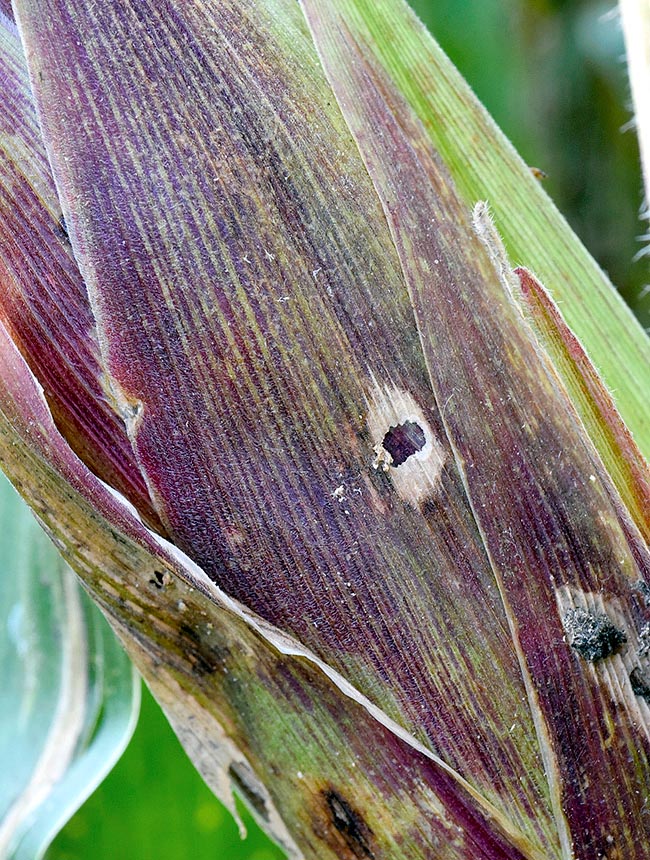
[382,420,426,466]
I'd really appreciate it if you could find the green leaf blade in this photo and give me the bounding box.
[516,265,650,545]
[0,472,139,860]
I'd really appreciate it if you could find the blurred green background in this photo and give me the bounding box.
[46,1,649,859]
[48,686,284,860]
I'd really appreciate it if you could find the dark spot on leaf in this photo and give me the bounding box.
[109,528,129,547]
[56,213,70,244]
[382,420,425,466]
[178,623,218,675]
[630,667,650,703]
[324,789,375,858]
[563,608,626,662]
[229,762,269,821]
[148,570,168,589]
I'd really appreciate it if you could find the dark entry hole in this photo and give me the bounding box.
[382,420,426,466]
[56,212,70,243]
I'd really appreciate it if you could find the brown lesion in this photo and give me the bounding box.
[177,622,227,677]
[311,787,376,859]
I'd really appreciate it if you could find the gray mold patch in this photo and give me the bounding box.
[562,607,627,662]
[555,586,650,741]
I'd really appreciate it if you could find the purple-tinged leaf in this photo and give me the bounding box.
[299,2,650,853]
[0,10,163,531]
[0,317,543,860]
[10,0,564,849]
[6,0,650,853]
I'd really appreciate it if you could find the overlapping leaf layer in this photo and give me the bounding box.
[1,1,649,857]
